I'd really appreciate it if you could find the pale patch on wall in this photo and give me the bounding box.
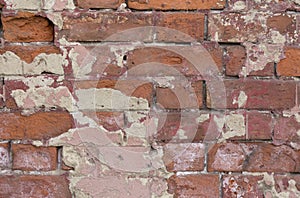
[75,88,149,111]
[0,51,66,75]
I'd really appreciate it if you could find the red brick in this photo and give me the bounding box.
[77,0,125,9]
[163,143,205,172]
[208,13,297,43]
[208,79,296,110]
[0,45,60,63]
[273,114,300,146]
[168,174,219,197]
[0,175,71,198]
[247,111,273,140]
[126,44,223,77]
[155,111,220,143]
[156,81,203,109]
[2,12,54,42]
[222,175,264,198]
[208,143,300,172]
[60,12,154,42]
[0,111,74,140]
[277,47,300,76]
[12,144,57,171]
[128,0,225,10]
[75,79,154,104]
[155,12,205,42]
[0,143,9,169]
[225,45,246,76]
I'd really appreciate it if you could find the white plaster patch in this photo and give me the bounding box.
[110,45,135,67]
[233,1,246,10]
[11,86,75,111]
[75,88,149,111]
[233,91,248,108]
[223,114,246,138]
[70,46,96,78]
[151,77,175,88]
[196,114,210,123]
[42,0,75,10]
[0,51,23,75]
[242,42,284,76]
[257,173,300,197]
[0,147,9,167]
[5,0,41,10]
[0,51,66,75]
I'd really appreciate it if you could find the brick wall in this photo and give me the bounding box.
[0,0,299,197]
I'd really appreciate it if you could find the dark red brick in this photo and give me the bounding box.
[12,144,57,171]
[0,175,71,198]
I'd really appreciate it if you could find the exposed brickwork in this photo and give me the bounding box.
[12,144,57,171]
[0,0,299,197]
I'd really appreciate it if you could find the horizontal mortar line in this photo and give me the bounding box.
[63,41,197,46]
[3,42,55,46]
[0,170,69,176]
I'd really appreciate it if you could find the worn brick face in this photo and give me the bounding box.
[168,174,220,197]
[12,144,57,171]
[0,175,71,198]
[208,79,296,110]
[277,47,300,76]
[208,143,300,172]
[128,0,225,10]
[2,12,54,42]
[77,0,125,9]
[1,0,300,197]
[0,112,73,140]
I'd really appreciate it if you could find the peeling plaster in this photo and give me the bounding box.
[75,88,149,111]
[0,51,66,75]
[233,91,248,108]
[4,0,41,10]
[257,173,300,197]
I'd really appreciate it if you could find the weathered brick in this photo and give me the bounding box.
[96,112,125,131]
[0,143,9,169]
[2,12,54,42]
[0,175,71,198]
[0,111,74,140]
[168,174,220,197]
[75,79,154,104]
[222,175,264,198]
[155,112,213,143]
[76,0,125,9]
[208,13,297,43]
[225,44,275,77]
[277,47,300,76]
[225,45,246,76]
[128,0,226,10]
[0,45,60,63]
[273,114,300,146]
[208,79,296,110]
[126,43,223,77]
[163,143,205,172]
[12,144,57,171]
[247,111,273,140]
[155,12,205,42]
[60,12,154,42]
[156,81,203,109]
[208,143,300,172]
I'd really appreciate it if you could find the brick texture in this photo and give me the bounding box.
[12,144,57,171]
[0,175,71,198]
[1,0,300,197]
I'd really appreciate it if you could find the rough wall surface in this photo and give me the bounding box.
[0,0,299,197]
